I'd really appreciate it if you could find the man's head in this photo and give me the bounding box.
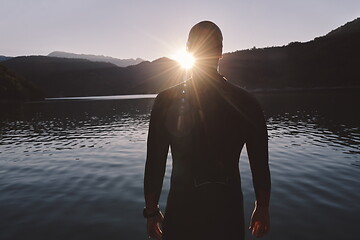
[187,21,223,61]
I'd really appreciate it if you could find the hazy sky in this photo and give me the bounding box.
[1,0,359,61]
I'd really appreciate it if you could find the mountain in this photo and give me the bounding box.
[0,64,44,100]
[326,17,360,38]
[1,56,182,97]
[0,56,13,62]
[1,18,359,98]
[219,18,360,90]
[48,51,144,67]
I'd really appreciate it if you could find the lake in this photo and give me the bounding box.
[0,90,359,240]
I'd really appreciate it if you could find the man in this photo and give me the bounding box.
[144,21,271,240]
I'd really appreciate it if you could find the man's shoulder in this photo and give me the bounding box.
[222,77,265,126]
[153,81,186,106]
[223,77,258,105]
[156,81,187,100]
[225,80,250,95]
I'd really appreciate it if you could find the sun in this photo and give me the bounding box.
[171,48,195,69]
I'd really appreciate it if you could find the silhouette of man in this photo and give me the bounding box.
[144,21,271,240]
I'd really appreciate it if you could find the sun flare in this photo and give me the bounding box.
[171,48,195,69]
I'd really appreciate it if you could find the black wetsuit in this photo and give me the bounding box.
[144,71,270,240]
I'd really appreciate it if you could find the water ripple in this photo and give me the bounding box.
[0,93,359,240]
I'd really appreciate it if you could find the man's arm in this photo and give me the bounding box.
[246,97,271,238]
[144,93,169,239]
[144,93,169,211]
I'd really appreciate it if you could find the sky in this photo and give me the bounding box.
[1,0,359,61]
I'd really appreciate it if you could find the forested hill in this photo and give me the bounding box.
[1,18,359,98]
[1,56,182,97]
[0,56,13,62]
[0,64,44,100]
[219,17,360,90]
[326,17,360,38]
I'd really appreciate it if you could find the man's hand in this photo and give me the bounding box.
[249,202,270,238]
[147,211,164,240]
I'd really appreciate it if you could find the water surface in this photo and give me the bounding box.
[0,91,359,240]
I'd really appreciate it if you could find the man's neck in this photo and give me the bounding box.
[192,66,219,79]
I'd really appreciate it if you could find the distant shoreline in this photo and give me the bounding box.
[45,86,360,100]
[248,85,360,94]
[45,94,158,101]
[1,86,359,103]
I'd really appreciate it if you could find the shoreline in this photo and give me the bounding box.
[1,86,359,103]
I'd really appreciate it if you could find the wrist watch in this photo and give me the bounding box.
[143,207,160,218]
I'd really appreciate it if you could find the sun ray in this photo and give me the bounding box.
[171,48,195,69]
